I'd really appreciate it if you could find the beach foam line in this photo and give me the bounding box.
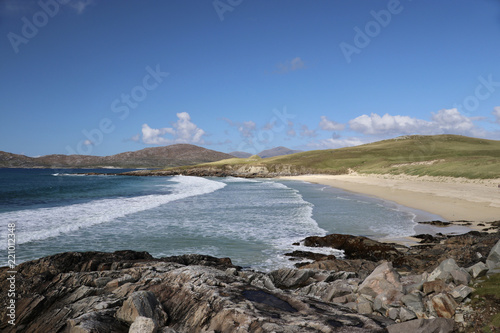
[0,176,226,248]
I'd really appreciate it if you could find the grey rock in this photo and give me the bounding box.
[358,261,402,298]
[373,289,404,313]
[399,307,417,322]
[129,316,158,333]
[387,318,455,333]
[450,267,471,286]
[401,293,425,316]
[356,295,373,315]
[297,279,357,302]
[115,291,167,325]
[67,310,128,333]
[486,239,500,269]
[467,262,488,278]
[450,285,474,302]
[428,259,460,283]
[387,307,399,320]
[268,268,315,289]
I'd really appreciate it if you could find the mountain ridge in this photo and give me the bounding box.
[0,144,234,169]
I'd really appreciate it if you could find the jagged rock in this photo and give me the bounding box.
[297,279,358,302]
[467,261,488,278]
[428,259,460,283]
[267,268,315,289]
[326,270,358,281]
[450,285,474,302]
[298,258,378,279]
[116,291,167,325]
[66,310,129,333]
[399,307,417,322]
[401,293,425,317]
[303,234,403,261]
[486,239,500,269]
[450,267,471,286]
[387,318,455,333]
[129,316,158,333]
[358,262,403,298]
[373,289,404,313]
[431,293,458,319]
[401,274,426,293]
[0,251,392,333]
[387,307,399,320]
[423,279,449,295]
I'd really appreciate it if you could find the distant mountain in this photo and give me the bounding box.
[0,144,234,169]
[257,146,303,158]
[229,151,253,158]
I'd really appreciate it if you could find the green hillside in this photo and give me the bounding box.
[187,135,500,179]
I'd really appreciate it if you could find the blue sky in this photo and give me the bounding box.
[1,0,500,157]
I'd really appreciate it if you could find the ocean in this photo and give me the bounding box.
[0,169,442,271]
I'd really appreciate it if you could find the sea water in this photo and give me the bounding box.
[0,169,441,271]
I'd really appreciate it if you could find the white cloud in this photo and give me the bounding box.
[300,124,317,137]
[223,118,257,138]
[307,137,366,149]
[319,116,345,131]
[83,139,93,146]
[141,112,206,145]
[349,113,431,135]
[274,57,305,74]
[348,109,484,137]
[493,107,500,124]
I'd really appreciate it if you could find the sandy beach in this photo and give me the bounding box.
[280,173,500,231]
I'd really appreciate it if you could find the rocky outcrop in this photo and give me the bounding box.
[0,251,391,333]
[302,234,404,261]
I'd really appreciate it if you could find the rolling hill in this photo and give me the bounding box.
[165,135,500,179]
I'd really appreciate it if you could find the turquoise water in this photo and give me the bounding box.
[0,169,441,271]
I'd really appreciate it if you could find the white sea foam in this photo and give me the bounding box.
[0,176,226,248]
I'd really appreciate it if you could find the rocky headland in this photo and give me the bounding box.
[2,224,500,333]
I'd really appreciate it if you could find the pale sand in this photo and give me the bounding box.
[279,173,500,230]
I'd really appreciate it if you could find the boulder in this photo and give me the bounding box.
[450,267,471,286]
[399,307,417,322]
[450,285,474,302]
[356,295,373,315]
[427,259,460,283]
[129,316,158,333]
[486,239,500,269]
[267,268,315,289]
[423,279,449,295]
[467,261,488,278]
[116,291,167,325]
[297,279,357,302]
[387,318,455,333]
[401,293,425,317]
[431,293,457,319]
[303,233,402,261]
[358,262,403,298]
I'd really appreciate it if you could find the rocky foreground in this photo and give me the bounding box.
[1,227,500,333]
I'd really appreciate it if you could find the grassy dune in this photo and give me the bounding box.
[186,135,500,179]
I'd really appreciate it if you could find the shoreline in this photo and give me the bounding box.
[279,173,500,237]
